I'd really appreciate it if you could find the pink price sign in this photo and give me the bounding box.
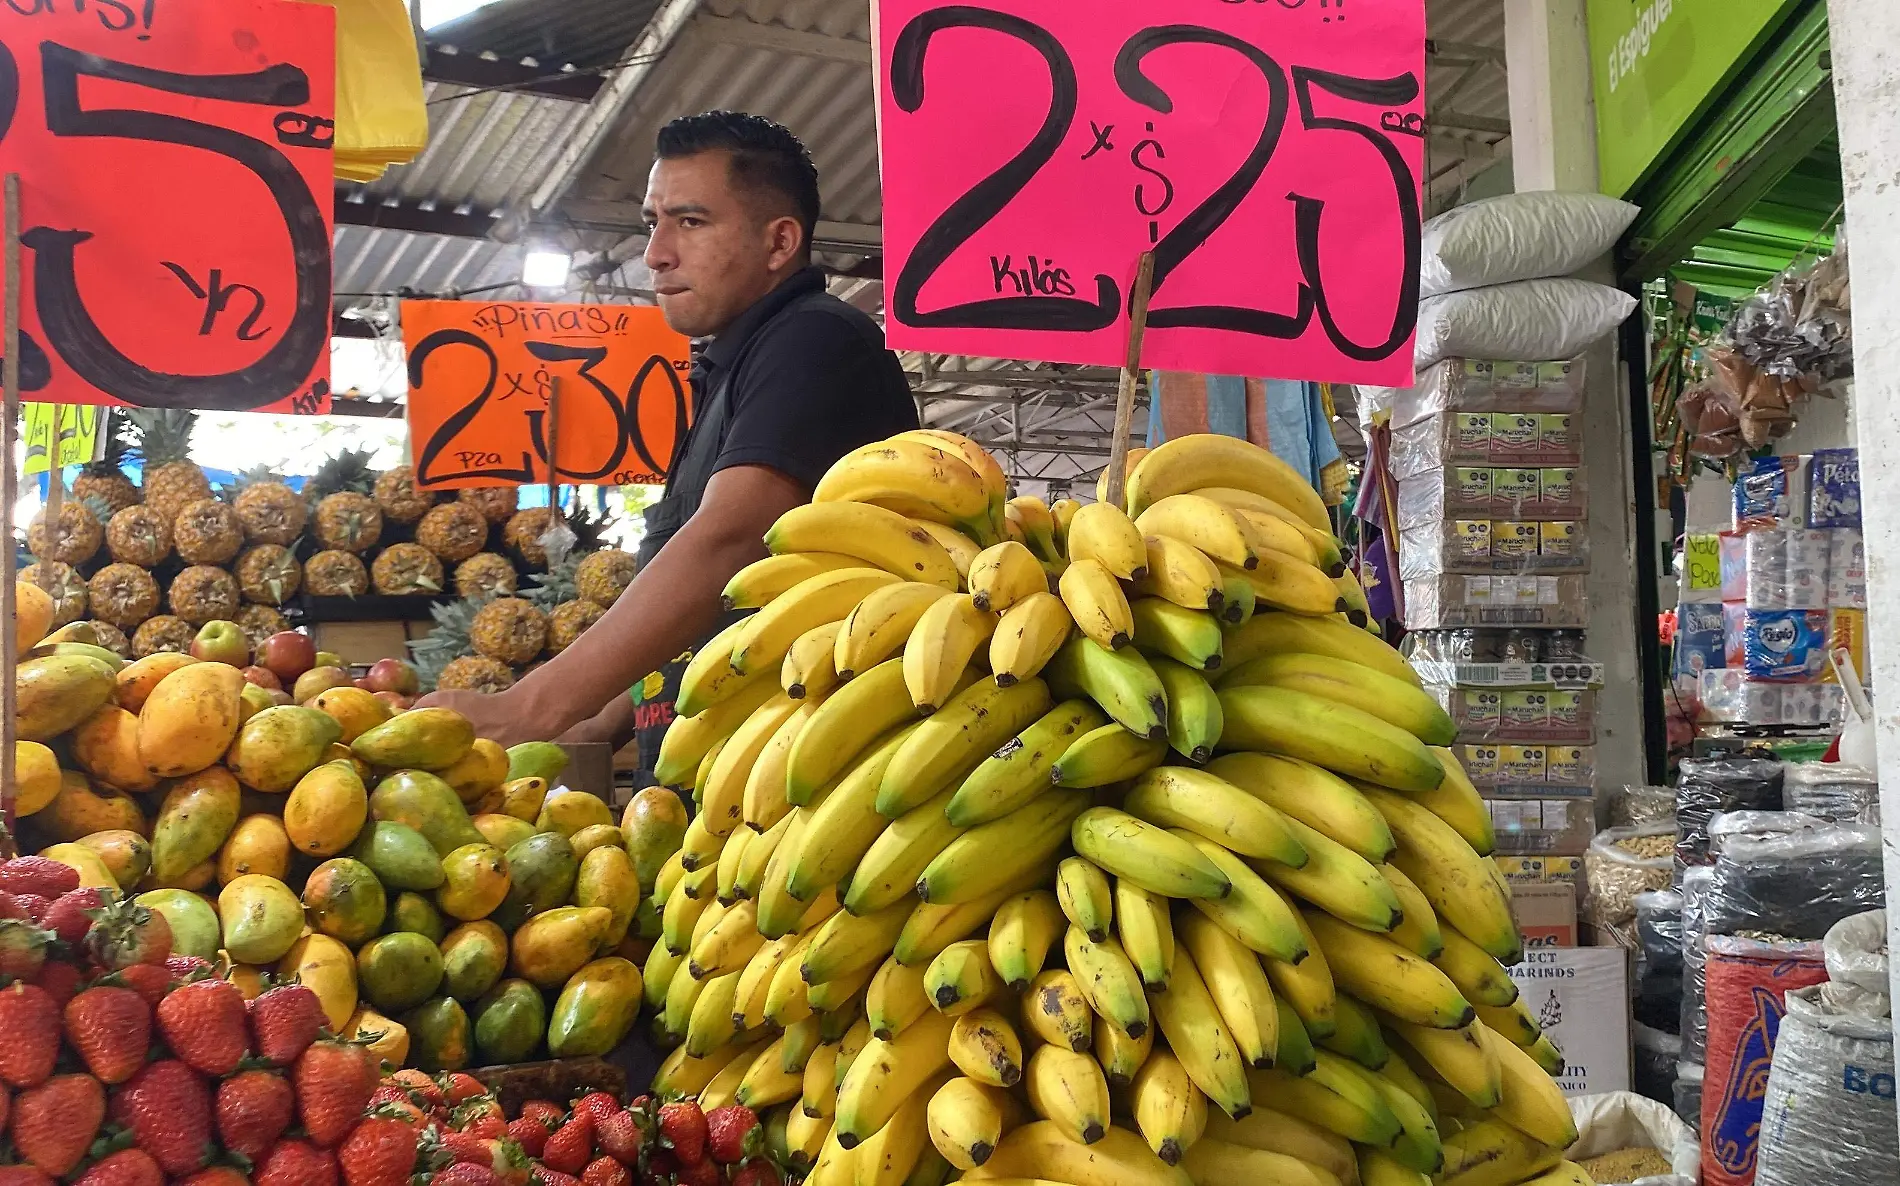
[875,0,1427,385]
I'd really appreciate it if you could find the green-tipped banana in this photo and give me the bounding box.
[785,725,919,901]
[1054,856,1115,943]
[1174,830,1308,963]
[1274,996,1318,1074]
[1128,598,1225,671]
[986,889,1065,992]
[1317,993,1391,1070]
[1255,817,1403,932]
[1221,611,1419,686]
[1418,748,1498,856]
[1043,637,1168,741]
[1248,1064,1401,1146]
[1263,909,1336,1037]
[1217,685,1445,793]
[1218,571,1257,626]
[1070,807,1230,900]
[878,677,1052,816]
[917,790,1088,905]
[1063,925,1151,1041]
[1220,653,1454,745]
[1050,723,1169,788]
[945,699,1106,827]
[802,896,913,985]
[844,788,964,916]
[1147,656,1224,764]
[1124,766,1307,866]
[866,955,932,1041]
[1112,879,1175,993]
[1381,1016,1502,1108]
[1357,1061,1445,1173]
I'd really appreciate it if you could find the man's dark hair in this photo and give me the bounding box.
[657,111,821,261]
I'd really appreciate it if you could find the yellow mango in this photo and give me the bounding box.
[472,813,536,852]
[497,777,548,823]
[150,766,242,883]
[536,789,614,838]
[345,1006,410,1065]
[138,662,245,778]
[14,741,61,817]
[15,580,55,651]
[351,708,475,771]
[437,843,511,922]
[70,704,159,793]
[218,874,304,964]
[225,706,343,793]
[42,771,146,842]
[218,815,291,884]
[39,841,119,890]
[18,654,116,742]
[439,738,509,804]
[510,905,613,989]
[283,760,369,857]
[279,933,359,1030]
[307,686,391,745]
[621,786,690,888]
[569,824,626,860]
[113,651,199,714]
[76,829,153,890]
[574,844,639,952]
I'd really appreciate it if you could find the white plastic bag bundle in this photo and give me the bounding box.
[1420,192,1641,297]
[1415,279,1638,372]
[1754,985,1900,1186]
[1567,1091,1700,1183]
[1823,909,1889,1005]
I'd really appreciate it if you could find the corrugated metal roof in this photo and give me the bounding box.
[425,0,663,69]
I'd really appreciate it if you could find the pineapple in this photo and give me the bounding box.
[459,486,518,526]
[132,615,196,657]
[106,504,173,567]
[503,507,553,567]
[305,550,370,597]
[230,467,307,546]
[88,563,161,629]
[169,565,240,624]
[235,604,290,651]
[436,655,516,692]
[87,621,131,658]
[27,500,104,565]
[173,498,244,566]
[306,448,377,500]
[236,545,302,605]
[547,599,604,654]
[314,493,382,553]
[408,595,481,692]
[577,549,637,608]
[21,560,87,625]
[127,410,210,523]
[374,466,435,525]
[416,502,489,564]
[471,597,548,665]
[454,553,517,599]
[373,543,445,595]
[71,418,140,515]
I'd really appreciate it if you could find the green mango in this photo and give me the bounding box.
[490,831,578,932]
[356,931,445,1013]
[218,875,304,965]
[402,996,471,1072]
[505,741,569,785]
[473,977,547,1065]
[547,957,643,1058]
[386,891,447,944]
[348,821,445,891]
[302,857,389,947]
[135,889,220,959]
[16,655,115,742]
[224,706,343,793]
[352,708,475,771]
[439,921,509,1002]
[370,770,485,856]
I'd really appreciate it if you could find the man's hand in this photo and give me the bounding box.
[410,687,545,747]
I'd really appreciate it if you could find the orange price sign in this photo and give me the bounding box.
[403,300,694,492]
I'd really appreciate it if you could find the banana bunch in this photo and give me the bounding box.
[644,431,1583,1186]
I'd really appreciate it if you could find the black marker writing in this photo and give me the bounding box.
[1130,122,1172,246]
[1081,119,1114,159]
[160,263,270,341]
[989,255,1077,297]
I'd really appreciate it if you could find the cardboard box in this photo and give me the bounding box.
[312,620,413,668]
[1507,946,1632,1097]
[1510,879,1579,947]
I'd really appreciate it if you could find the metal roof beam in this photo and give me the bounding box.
[421,50,604,101]
[693,14,872,65]
[334,197,500,239]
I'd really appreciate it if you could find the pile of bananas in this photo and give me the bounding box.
[642,431,1592,1186]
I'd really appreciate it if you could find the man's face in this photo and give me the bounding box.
[643,151,801,339]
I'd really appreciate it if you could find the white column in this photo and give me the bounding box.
[1825,0,1900,1078]
[1503,0,1648,791]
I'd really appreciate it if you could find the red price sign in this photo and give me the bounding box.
[403,300,693,492]
[876,0,1426,385]
[0,0,334,412]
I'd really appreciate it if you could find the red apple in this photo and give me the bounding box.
[313,651,344,670]
[372,690,415,712]
[364,658,421,697]
[190,621,250,667]
[354,678,373,691]
[259,631,317,683]
[240,666,282,692]
[293,666,354,705]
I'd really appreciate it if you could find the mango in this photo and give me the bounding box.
[225,706,343,793]
[138,662,245,777]
[77,829,152,890]
[218,874,304,964]
[70,705,158,793]
[491,832,578,932]
[356,930,444,1013]
[402,996,470,1072]
[15,580,55,651]
[472,813,536,852]
[217,814,290,884]
[574,844,639,953]
[437,844,510,922]
[496,777,549,823]
[505,741,568,785]
[536,789,614,838]
[510,905,612,989]
[113,652,199,714]
[136,888,220,959]
[17,654,116,742]
[39,841,118,890]
[352,708,475,772]
[13,742,61,817]
[348,821,444,891]
[302,857,388,947]
[42,772,145,842]
[547,957,643,1058]
[154,858,216,892]
[281,760,368,858]
[33,642,124,670]
[439,738,509,804]
[472,978,545,1065]
[387,892,447,944]
[344,1006,410,1065]
[621,786,690,888]
[225,963,270,1000]
[307,686,390,745]
[440,921,508,1002]
[238,683,275,725]
[279,933,359,1030]
[368,770,483,856]
[150,767,242,883]
[569,824,625,860]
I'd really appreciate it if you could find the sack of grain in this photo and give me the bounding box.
[1754,985,1899,1186]
[1567,1090,1698,1183]
[1700,937,1828,1186]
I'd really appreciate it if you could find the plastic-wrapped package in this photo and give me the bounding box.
[1356,357,1587,429]
[1613,785,1679,828]
[1586,824,1676,942]
[1679,867,1714,1064]
[1399,519,1590,577]
[1674,1061,1704,1132]
[1403,573,1590,630]
[1700,935,1829,1186]
[1389,409,1582,478]
[1637,890,1684,977]
[1675,757,1784,868]
[1707,809,1830,852]
[1418,191,1640,297]
[1414,279,1637,372]
[1783,762,1878,824]
[1753,986,1898,1186]
[1397,465,1590,525]
[1438,688,1599,745]
[1634,1023,1682,1105]
[1696,670,1846,727]
[1823,909,1888,993]
[1702,821,1884,938]
[1807,448,1861,528]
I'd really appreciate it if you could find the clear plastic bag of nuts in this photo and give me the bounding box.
[1586,823,1678,934]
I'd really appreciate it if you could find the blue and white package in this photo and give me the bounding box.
[1741,609,1829,682]
[1807,449,1861,528]
[1675,601,1726,677]
[1733,456,1804,527]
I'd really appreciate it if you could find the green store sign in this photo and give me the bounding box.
[1588,0,1806,198]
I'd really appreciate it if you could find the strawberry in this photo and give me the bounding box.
[520,1098,565,1126]
[438,1072,487,1104]
[436,1165,502,1186]
[63,983,150,1083]
[255,1140,338,1186]
[365,1086,429,1132]
[704,1105,761,1165]
[0,857,79,899]
[158,976,249,1075]
[83,898,171,971]
[533,1172,579,1186]
[540,1116,594,1176]
[505,1115,554,1158]
[41,887,110,947]
[672,1157,720,1186]
[165,954,213,980]
[0,1169,54,1186]
[119,1059,214,1175]
[216,1068,295,1163]
[72,1148,163,1186]
[388,1069,445,1108]
[729,1163,781,1186]
[0,919,51,982]
[572,1092,620,1124]
[176,1169,252,1186]
[656,1101,707,1165]
[0,1080,10,1130]
[31,960,80,1007]
[593,1109,644,1164]
[336,1110,420,1186]
[0,981,60,1086]
[459,1112,506,1141]
[11,894,50,923]
[11,1073,105,1175]
[250,983,324,1066]
[451,1094,504,1133]
[0,891,26,922]
[109,963,171,1007]
[295,1036,381,1148]
[580,1158,630,1186]
[637,1151,676,1186]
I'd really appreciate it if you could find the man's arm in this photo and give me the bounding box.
[416,464,807,744]
[557,693,639,749]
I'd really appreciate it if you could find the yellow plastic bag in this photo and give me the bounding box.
[296,0,428,181]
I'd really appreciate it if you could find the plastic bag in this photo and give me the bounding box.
[1567,1090,1700,1182]
[1783,762,1878,824]
[1414,279,1639,372]
[296,0,428,182]
[1674,1060,1704,1132]
[1703,821,1884,938]
[1634,1023,1683,1107]
[1586,823,1677,936]
[1676,756,1784,868]
[1701,936,1828,1186]
[1679,866,1713,1063]
[1635,888,1685,1032]
[1612,785,1679,828]
[1823,909,1888,993]
[1419,192,1641,298]
[1753,985,1898,1186]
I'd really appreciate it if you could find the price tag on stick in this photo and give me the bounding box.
[876,0,1427,385]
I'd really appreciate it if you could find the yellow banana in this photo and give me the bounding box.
[835,582,958,681]
[846,1068,944,1186]
[786,725,918,901]
[804,896,915,985]
[1361,1063,1444,1173]
[1066,502,1148,581]
[1217,685,1445,793]
[1226,504,1325,570]
[1381,1016,1501,1108]
[692,897,768,980]
[1134,495,1260,570]
[787,658,931,805]
[918,790,1089,906]
[654,1036,762,1101]
[1222,609,1415,686]
[1303,910,1472,1029]
[845,788,963,916]
[803,1041,843,1117]
[1479,1022,1578,1148]
[881,677,1053,816]
[684,969,744,1057]
[1438,1118,1562,1186]
[754,812,819,940]
[1095,1012,1154,1087]
[969,541,1048,614]
[949,1006,1026,1087]
[1317,992,1391,1070]
[698,691,803,835]
[644,940,685,1013]
[1124,766,1307,865]
[738,1031,809,1109]
[834,1015,874,1090]
[965,1120,1191,1186]
[1059,559,1135,651]
[766,501,962,590]
[1420,748,1498,856]
[657,675,781,788]
[1070,807,1230,900]
[947,699,1106,826]
[1257,817,1404,932]
[1380,863,1444,959]
[1148,656,1224,764]
[1475,995,1540,1046]
[1174,831,1308,962]
[833,1007,957,1148]
[1207,1108,1355,1183]
[1180,1138,1341,1186]
[1113,879,1175,993]
[678,616,767,717]
[654,849,687,900]
[923,939,1005,1016]
[663,867,716,955]
[1133,534,1225,612]
[724,553,870,611]
[1528,1034,1564,1076]
[895,862,1054,967]
[816,439,993,546]
[729,569,903,677]
[1274,996,1318,1073]
[1064,925,1152,1041]
[1128,598,1224,671]
[1247,1065,1399,1146]
[928,1077,1022,1170]
[1220,554,1347,617]
[1220,652,1455,745]
[744,700,820,833]
[1025,1045,1111,1145]
[1262,910,1335,1037]
[1008,496,1061,563]
[1516,1162,1599,1186]
[661,943,712,1038]
[1217,570,1256,626]
[1205,752,1394,863]
[1360,787,1521,962]
[868,955,934,1042]
[904,594,997,712]
[1126,434,1330,528]
[1149,945,1251,1118]
[1130,1047,1206,1165]
[1043,636,1168,740]
[908,519,981,583]
[805,959,876,1015]
[1335,569,1373,628]
[1023,969,1094,1053]
[1193,487,1344,564]
[1177,912,1277,1069]
[787,1106,833,1165]
[987,889,1066,992]
[896,429,1009,545]
[1050,498,1082,552]
[989,592,1073,687]
[716,824,753,904]
[1050,723,1169,788]
[763,931,820,1028]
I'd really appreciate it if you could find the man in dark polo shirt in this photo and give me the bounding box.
[418,111,917,748]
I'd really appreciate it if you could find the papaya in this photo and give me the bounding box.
[218,874,304,964]
[306,686,391,745]
[18,654,116,742]
[70,705,158,793]
[13,742,61,817]
[278,933,359,1030]
[574,845,639,952]
[472,814,535,852]
[76,829,151,890]
[439,738,509,804]
[491,832,578,932]
[38,842,118,890]
[135,888,220,959]
[510,906,612,989]
[137,662,245,777]
[369,771,484,856]
[42,772,145,843]
[505,741,568,784]
[225,706,343,793]
[302,857,388,947]
[621,786,690,888]
[439,921,508,1002]
[386,891,447,944]
[547,957,643,1058]
[349,821,445,891]
[402,996,470,1072]
[352,708,475,772]
[113,652,198,714]
[14,580,55,652]
[569,824,625,860]
[150,767,242,883]
[344,1006,410,1065]
[437,844,510,922]
[536,790,614,838]
[217,814,290,884]
[496,777,549,823]
[472,978,545,1065]
[283,760,369,857]
[356,930,445,1013]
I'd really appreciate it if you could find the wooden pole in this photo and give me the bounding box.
[2,174,22,855]
[544,375,562,527]
[1102,252,1157,511]
[41,404,63,548]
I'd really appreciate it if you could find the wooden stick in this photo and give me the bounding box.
[544,375,562,527]
[2,174,22,854]
[42,404,63,548]
[1103,251,1157,511]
